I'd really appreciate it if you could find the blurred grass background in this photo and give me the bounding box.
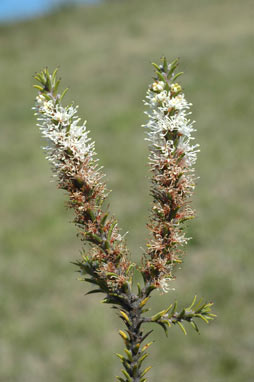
[0,0,253,381]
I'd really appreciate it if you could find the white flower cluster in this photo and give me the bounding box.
[144,81,199,168]
[34,94,96,176]
[160,277,176,294]
[143,73,200,292]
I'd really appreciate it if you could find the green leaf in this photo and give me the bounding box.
[141,330,153,343]
[137,282,142,297]
[172,71,184,81]
[196,313,209,324]
[59,87,69,102]
[141,341,153,353]
[116,376,125,382]
[85,289,104,295]
[195,302,208,314]
[156,321,168,336]
[190,320,200,333]
[169,301,177,316]
[139,296,150,308]
[126,263,135,274]
[137,353,148,368]
[106,272,118,278]
[86,208,96,222]
[151,309,167,321]
[152,62,161,71]
[41,93,51,101]
[162,56,168,72]
[34,74,44,83]
[107,220,117,240]
[54,79,61,95]
[83,277,97,284]
[115,353,125,361]
[121,369,131,381]
[104,240,110,250]
[133,364,138,377]
[33,85,44,91]
[145,284,157,296]
[124,348,132,362]
[177,321,187,335]
[141,366,152,378]
[167,58,179,78]
[100,213,108,227]
[193,297,203,311]
[87,233,103,244]
[156,70,165,82]
[119,310,130,325]
[51,67,58,82]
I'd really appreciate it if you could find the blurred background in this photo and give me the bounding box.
[0,0,253,381]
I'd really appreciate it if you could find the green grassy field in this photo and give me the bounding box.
[0,0,253,381]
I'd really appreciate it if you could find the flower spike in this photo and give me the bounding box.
[33,68,132,293]
[142,57,200,292]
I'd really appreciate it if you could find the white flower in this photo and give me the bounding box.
[167,113,195,137]
[152,81,165,92]
[37,98,54,114]
[164,94,190,111]
[156,90,169,103]
[35,98,97,176]
[36,94,46,105]
[144,80,198,168]
[159,277,175,293]
[172,230,189,246]
[177,136,200,166]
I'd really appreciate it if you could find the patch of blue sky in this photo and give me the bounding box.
[0,0,100,22]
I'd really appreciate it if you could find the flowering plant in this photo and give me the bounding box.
[33,57,215,382]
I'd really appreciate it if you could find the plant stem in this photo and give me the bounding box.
[116,288,153,382]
